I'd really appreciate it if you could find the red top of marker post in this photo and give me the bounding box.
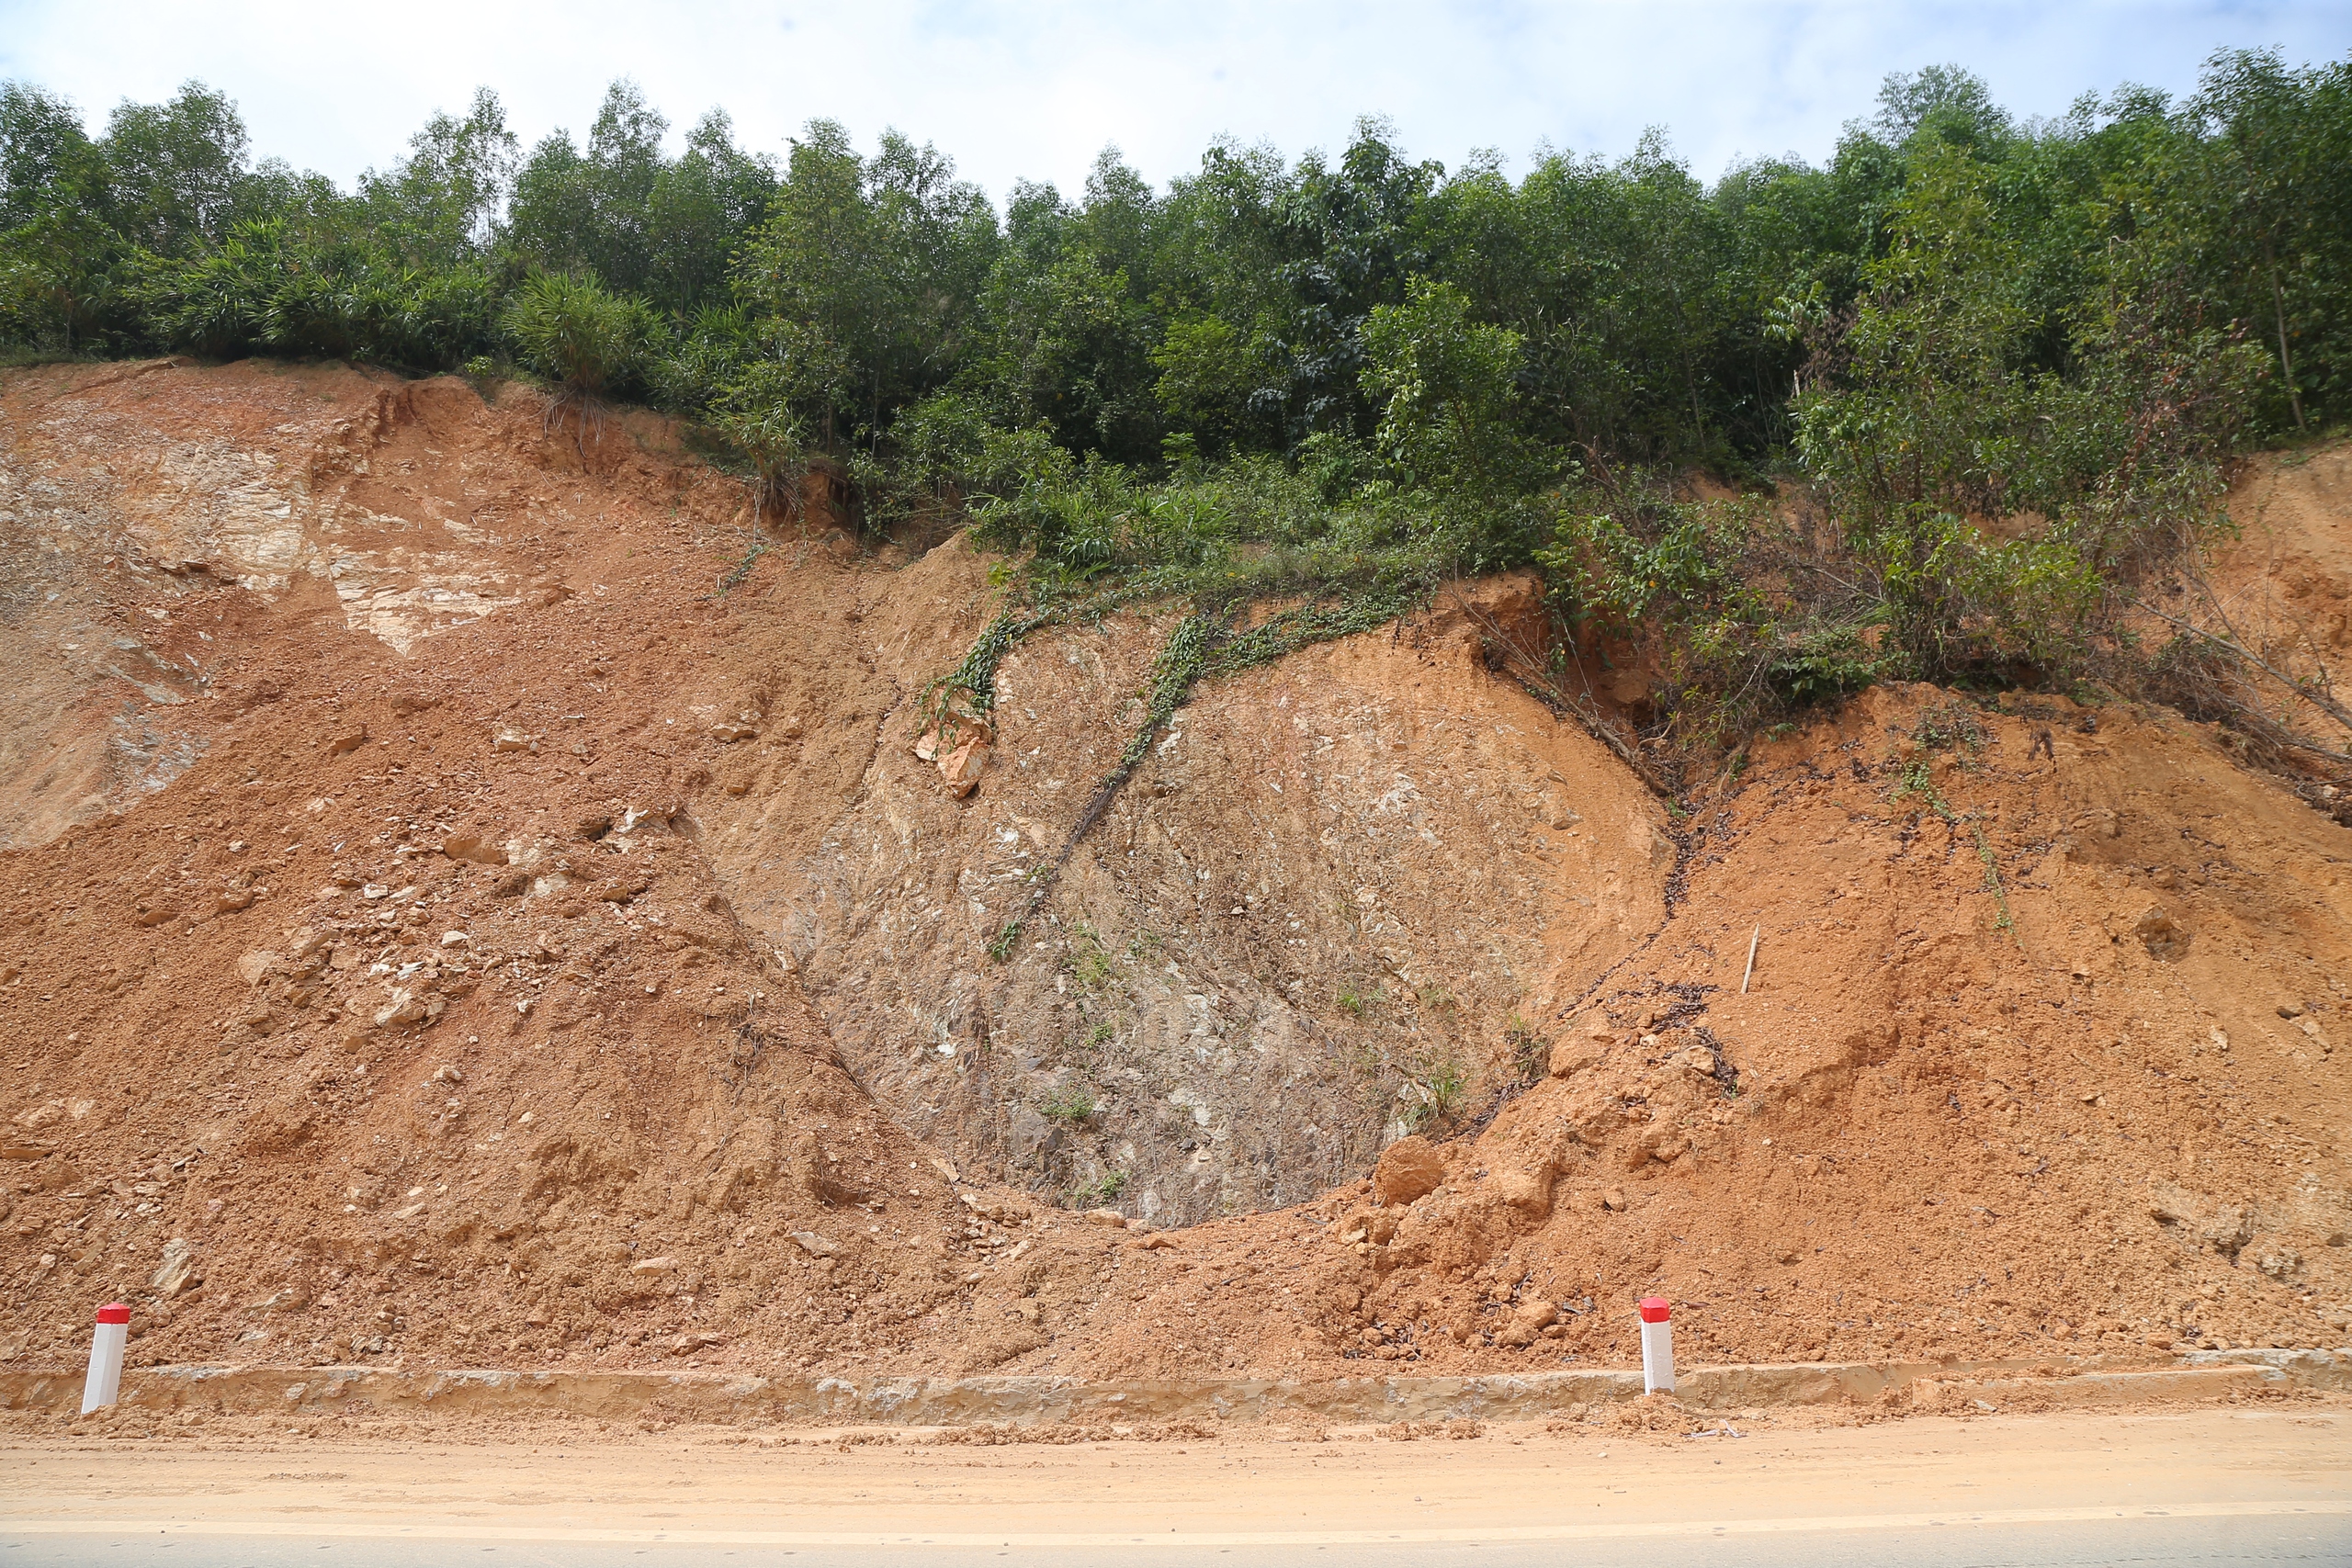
[95,1303,130,1325]
[1637,1296,1671,1323]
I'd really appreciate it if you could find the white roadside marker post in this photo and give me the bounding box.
[81,1303,130,1415]
[1639,1296,1675,1395]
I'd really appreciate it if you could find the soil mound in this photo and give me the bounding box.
[0,362,2345,1386]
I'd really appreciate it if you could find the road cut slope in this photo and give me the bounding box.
[0,360,2345,1387]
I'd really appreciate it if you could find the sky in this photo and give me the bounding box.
[3,1,2348,200]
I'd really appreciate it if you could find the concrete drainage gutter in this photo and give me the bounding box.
[3,1349,2343,1424]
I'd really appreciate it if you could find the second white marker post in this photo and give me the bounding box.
[1638,1295,1675,1394]
[81,1303,130,1415]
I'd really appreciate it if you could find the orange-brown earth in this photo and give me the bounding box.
[0,360,2346,1391]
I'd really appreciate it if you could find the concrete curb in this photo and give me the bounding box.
[2183,1348,2352,1388]
[1916,1365,2270,1408]
[4,1348,2343,1425]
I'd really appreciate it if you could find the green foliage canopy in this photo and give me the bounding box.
[3,51,2349,765]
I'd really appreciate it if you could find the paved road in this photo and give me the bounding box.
[9,1509,2350,1568]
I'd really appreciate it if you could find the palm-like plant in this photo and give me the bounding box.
[500,270,659,451]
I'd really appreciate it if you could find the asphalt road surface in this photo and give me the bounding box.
[7,1509,2352,1568]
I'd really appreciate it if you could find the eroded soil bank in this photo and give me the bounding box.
[1,360,2346,1390]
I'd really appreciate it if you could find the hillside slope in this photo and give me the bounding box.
[0,361,2345,1384]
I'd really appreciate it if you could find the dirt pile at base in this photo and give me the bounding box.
[0,361,2346,1391]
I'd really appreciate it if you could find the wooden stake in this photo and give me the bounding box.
[1741,925,1759,995]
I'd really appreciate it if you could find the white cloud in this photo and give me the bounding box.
[4,1,2346,198]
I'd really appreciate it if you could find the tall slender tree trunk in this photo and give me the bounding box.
[2265,238,2305,429]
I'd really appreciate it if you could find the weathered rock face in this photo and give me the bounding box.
[0,363,575,850]
[697,549,1671,1227]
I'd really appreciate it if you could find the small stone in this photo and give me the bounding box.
[361,884,390,901]
[1512,1298,1560,1329]
[938,735,989,798]
[629,1256,676,1274]
[492,730,536,754]
[2135,906,2187,959]
[1548,1040,1600,1078]
[788,1232,840,1258]
[2278,1001,2304,1019]
[439,931,469,947]
[328,730,368,757]
[1085,1208,1128,1228]
[433,1064,464,1084]
[514,1111,535,1127]
[711,721,758,743]
[441,836,508,867]
[1600,1188,1629,1213]
[391,1202,425,1221]
[235,951,280,987]
[1374,1136,1445,1206]
[151,1238,200,1298]
[373,990,428,1028]
[1496,1168,1556,1218]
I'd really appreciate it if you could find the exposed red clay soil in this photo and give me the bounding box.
[1,360,2346,1393]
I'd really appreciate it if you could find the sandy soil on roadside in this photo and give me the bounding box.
[3,1407,2348,1545]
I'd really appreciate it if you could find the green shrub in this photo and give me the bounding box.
[1041,1085,1097,1123]
[500,269,658,400]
